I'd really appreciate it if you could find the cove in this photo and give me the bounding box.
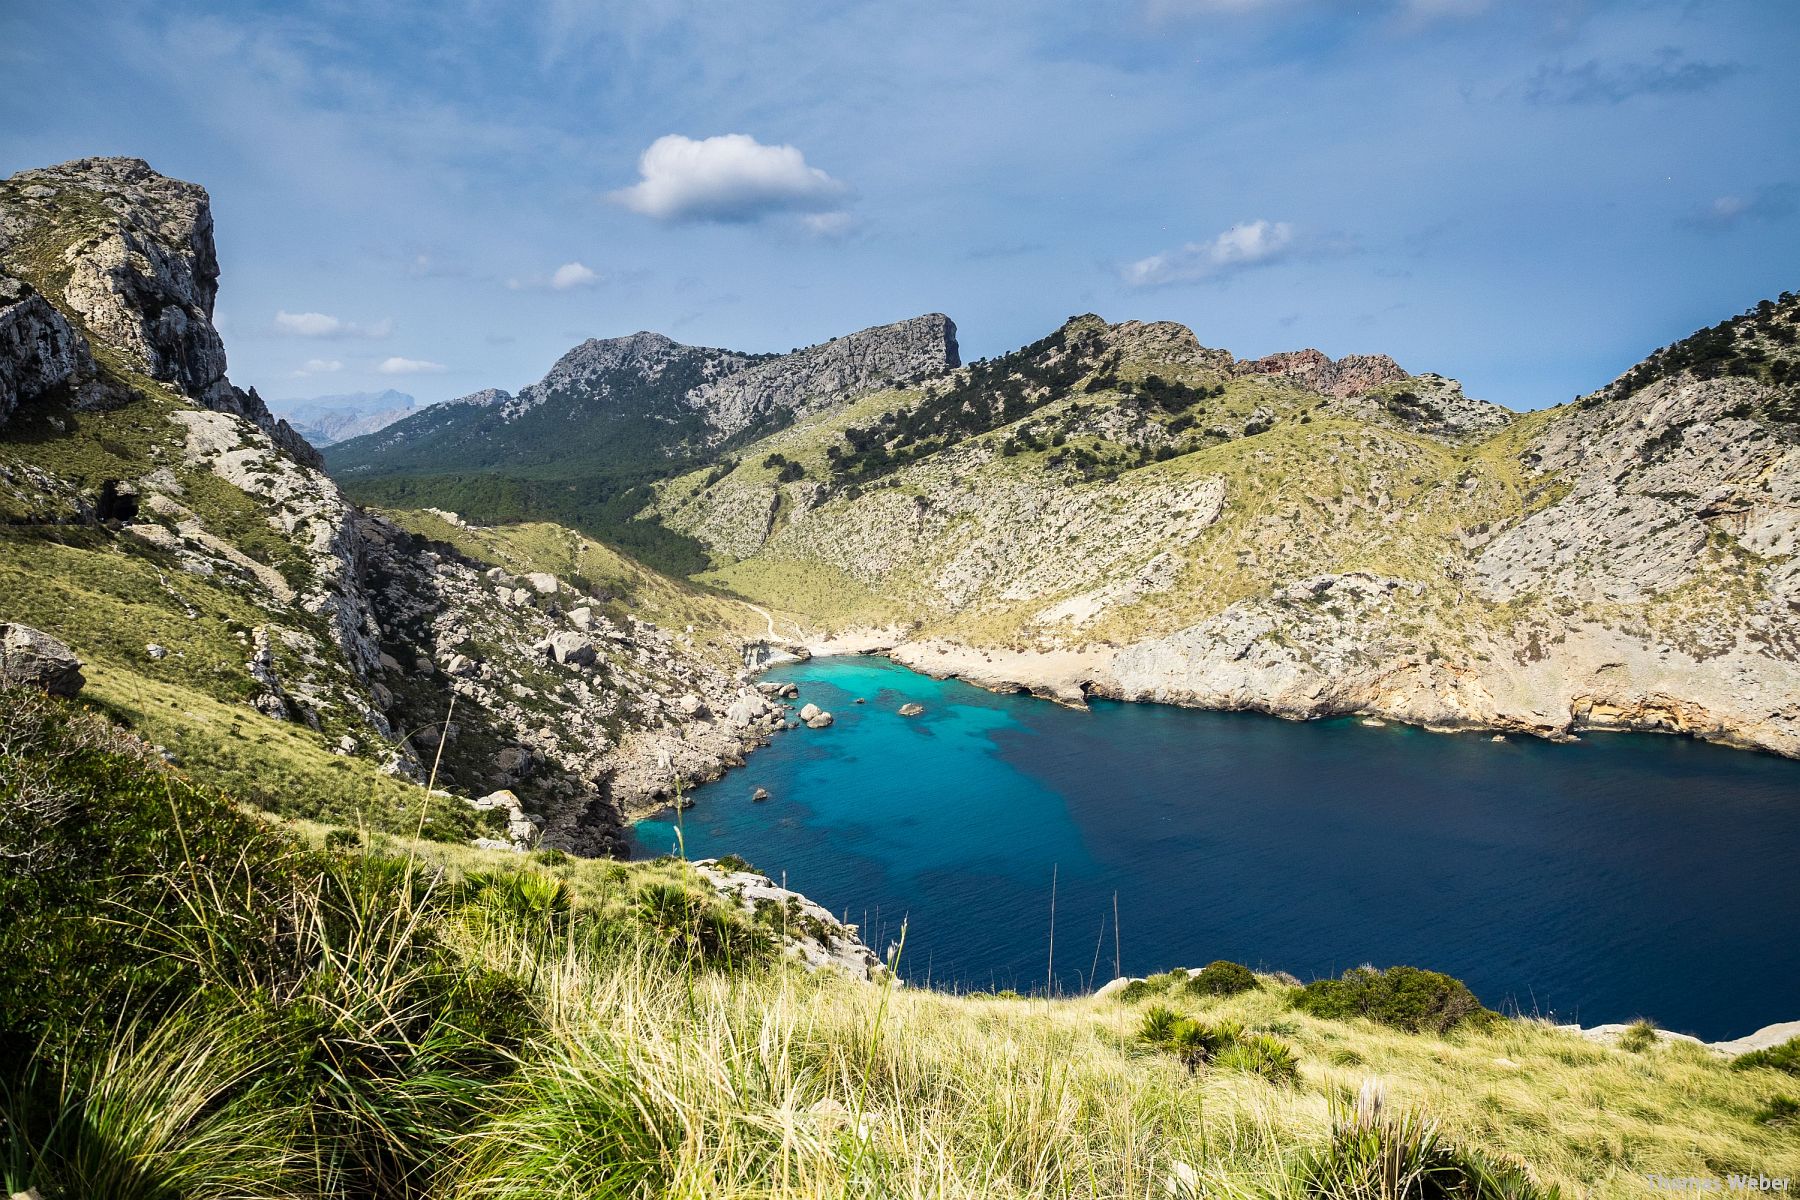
[630,656,1800,1040]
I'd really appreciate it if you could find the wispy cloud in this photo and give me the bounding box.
[272,310,393,338]
[1122,219,1297,287]
[291,357,343,377]
[610,133,851,224]
[1682,184,1796,232]
[1526,49,1737,106]
[376,356,447,375]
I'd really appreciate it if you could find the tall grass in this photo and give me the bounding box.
[5,687,1799,1197]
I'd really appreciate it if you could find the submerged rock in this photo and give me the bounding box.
[899,702,925,717]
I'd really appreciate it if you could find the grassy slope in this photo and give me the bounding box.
[5,689,1795,1197]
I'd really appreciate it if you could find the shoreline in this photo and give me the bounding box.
[793,630,1800,761]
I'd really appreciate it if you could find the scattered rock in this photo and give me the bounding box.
[525,571,559,595]
[677,693,710,717]
[145,642,167,660]
[898,702,924,717]
[799,702,822,722]
[568,605,595,630]
[752,786,770,801]
[805,710,834,729]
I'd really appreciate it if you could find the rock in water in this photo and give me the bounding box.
[752,787,770,801]
[805,710,835,729]
[898,702,925,716]
[0,623,85,697]
[798,702,822,722]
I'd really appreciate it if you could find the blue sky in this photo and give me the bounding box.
[3,0,1796,411]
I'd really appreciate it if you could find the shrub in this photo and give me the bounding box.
[1186,960,1259,998]
[1617,1020,1658,1054]
[1117,979,1159,1003]
[1295,1082,1562,1199]
[1733,1036,1800,1076]
[1295,965,1493,1035]
[1214,1033,1301,1086]
[1137,1007,1250,1073]
[1755,1096,1799,1128]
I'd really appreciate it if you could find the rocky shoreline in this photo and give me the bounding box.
[790,628,1800,759]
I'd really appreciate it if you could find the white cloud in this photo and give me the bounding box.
[1123,220,1297,287]
[377,356,447,375]
[801,212,859,238]
[292,358,343,377]
[609,133,851,224]
[506,260,603,291]
[273,310,393,338]
[551,261,599,289]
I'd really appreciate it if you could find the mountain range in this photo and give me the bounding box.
[267,388,418,446]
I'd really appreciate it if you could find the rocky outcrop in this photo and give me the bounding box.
[0,158,317,464]
[1237,348,1409,398]
[692,859,888,982]
[689,314,960,439]
[0,275,105,422]
[0,623,84,697]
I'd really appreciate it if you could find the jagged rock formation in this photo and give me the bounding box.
[689,313,959,439]
[0,158,316,464]
[0,275,106,421]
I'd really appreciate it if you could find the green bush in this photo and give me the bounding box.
[1756,1096,1799,1127]
[1116,979,1159,1003]
[1215,1033,1301,1086]
[1617,1019,1658,1054]
[1733,1036,1800,1076]
[1294,965,1493,1035]
[1296,1085,1562,1198]
[1185,959,1259,997]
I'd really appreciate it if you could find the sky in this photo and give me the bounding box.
[2,0,1797,412]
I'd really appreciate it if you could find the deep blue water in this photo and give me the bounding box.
[630,657,1800,1039]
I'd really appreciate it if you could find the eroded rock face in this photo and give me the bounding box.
[689,313,960,439]
[0,275,104,422]
[0,157,317,464]
[1237,348,1409,398]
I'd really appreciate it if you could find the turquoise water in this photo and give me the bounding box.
[630,656,1800,1039]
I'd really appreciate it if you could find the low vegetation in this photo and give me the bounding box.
[3,684,1797,1196]
[1295,964,1496,1035]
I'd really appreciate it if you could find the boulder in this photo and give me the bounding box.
[677,693,710,717]
[443,652,477,677]
[805,710,834,729]
[725,694,763,726]
[898,702,924,717]
[568,605,595,630]
[546,631,597,668]
[525,572,559,595]
[798,702,821,722]
[145,642,167,660]
[0,623,85,697]
[752,787,770,801]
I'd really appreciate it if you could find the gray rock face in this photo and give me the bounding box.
[0,275,103,423]
[501,331,750,422]
[0,158,318,465]
[0,623,85,697]
[689,313,960,439]
[1237,348,1409,398]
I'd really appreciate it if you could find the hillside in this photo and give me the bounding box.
[0,157,796,853]
[3,685,1796,1198]
[648,302,1800,758]
[326,315,959,570]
